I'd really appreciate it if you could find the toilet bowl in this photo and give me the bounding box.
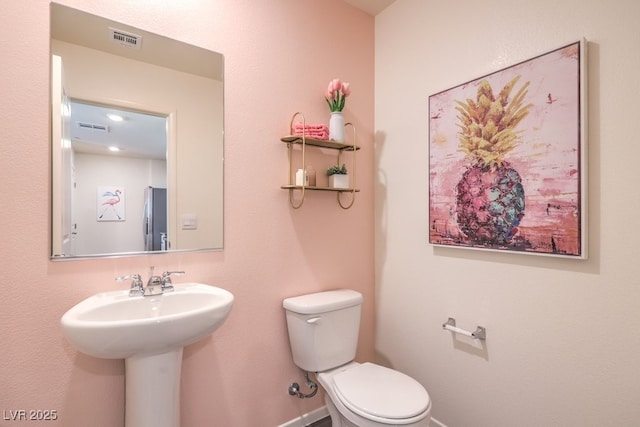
[318,362,431,427]
[283,289,431,427]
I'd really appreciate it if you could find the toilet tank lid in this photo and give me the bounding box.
[283,289,363,314]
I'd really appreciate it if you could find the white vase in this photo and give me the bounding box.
[329,111,345,142]
[329,174,349,189]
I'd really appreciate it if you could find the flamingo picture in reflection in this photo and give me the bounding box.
[98,189,122,220]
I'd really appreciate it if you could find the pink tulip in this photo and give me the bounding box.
[341,82,351,97]
[325,78,351,112]
[327,82,335,96]
[331,78,342,92]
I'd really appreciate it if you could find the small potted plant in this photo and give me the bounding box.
[327,163,349,189]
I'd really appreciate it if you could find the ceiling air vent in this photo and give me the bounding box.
[109,27,142,49]
[76,122,110,132]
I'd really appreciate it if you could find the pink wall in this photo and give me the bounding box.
[0,1,374,426]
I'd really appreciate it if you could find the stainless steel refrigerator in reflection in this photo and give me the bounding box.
[143,186,167,251]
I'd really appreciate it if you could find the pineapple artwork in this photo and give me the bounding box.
[454,76,532,245]
[429,41,585,257]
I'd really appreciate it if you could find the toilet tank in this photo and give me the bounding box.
[283,289,363,372]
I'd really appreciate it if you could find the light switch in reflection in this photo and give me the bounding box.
[181,214,198,230]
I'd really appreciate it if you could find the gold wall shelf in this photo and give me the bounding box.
[281,136,360,152]
[281,112,359,209]
[281,185,361,192]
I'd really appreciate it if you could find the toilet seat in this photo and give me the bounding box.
[332,362,430,423]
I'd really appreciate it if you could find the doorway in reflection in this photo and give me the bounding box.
[69,101,168,255]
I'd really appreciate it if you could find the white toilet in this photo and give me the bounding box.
[283,289,431,427]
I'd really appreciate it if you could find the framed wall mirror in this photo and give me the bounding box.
[50,3,224,259]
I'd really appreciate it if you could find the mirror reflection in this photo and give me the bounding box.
[50,3,224,259]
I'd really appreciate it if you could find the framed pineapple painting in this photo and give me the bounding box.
[428,39,587,258]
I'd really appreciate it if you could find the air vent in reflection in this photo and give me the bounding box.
[109,27,142,49]
[76,122,109,132]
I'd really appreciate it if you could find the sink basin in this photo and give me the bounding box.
[61,282,233,427]
[61,282,234,359]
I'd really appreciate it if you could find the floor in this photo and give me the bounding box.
[308,416,331,427]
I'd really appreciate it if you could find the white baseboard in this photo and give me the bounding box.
[279,406,330,427]
[279,406,445,427]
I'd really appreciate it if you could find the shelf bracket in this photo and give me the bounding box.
[288,112,306,209]
[289,187,305,209]
[337,191,356,209]
[337,122,357,209]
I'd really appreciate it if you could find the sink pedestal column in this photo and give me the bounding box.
[125,348,183,427]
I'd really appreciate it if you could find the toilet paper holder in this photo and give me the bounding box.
[442,317,486,340]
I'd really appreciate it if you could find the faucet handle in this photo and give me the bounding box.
[116,274,144,297]
[161,271,185,292]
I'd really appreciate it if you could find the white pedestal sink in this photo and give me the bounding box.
[61,283,233,427]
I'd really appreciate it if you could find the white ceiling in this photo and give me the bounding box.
[70,101,167,160]
[51,3,223,81]
[343,0,397,16]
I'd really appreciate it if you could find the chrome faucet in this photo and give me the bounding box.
[145,267,164,296]
[116,268,185,297]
